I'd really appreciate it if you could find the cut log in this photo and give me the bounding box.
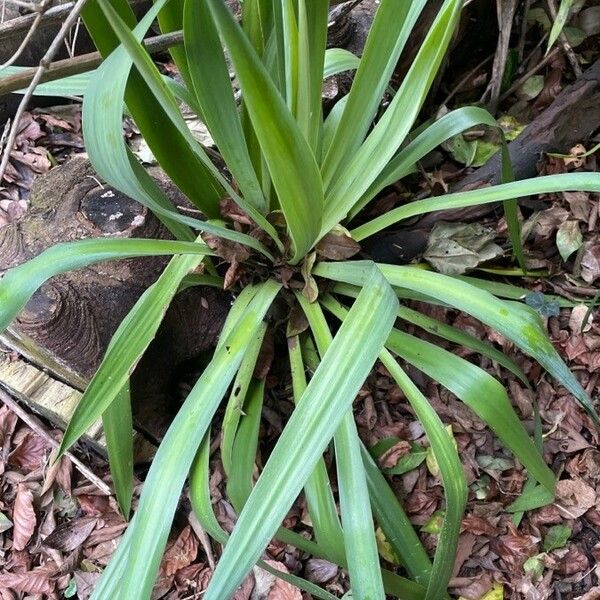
[0,157,231,440]
[0,351,155,462]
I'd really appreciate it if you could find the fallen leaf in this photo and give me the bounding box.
[160,525,199,578]
[12,484,36,551]
[556,545,589,575]
[0,571,54,594]
[543,524,571,551]
[304,559,338,584]
[556,220,583,261]
[252,560,301,600]
[43,516,97,552]
[580,242,600,283]
[73,571,101,600]
[425,222,504,274]
[555,478,596,518]
[316,226,361,260]
[8,430,50,471]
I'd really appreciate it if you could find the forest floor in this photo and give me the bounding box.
[1,1,600,599]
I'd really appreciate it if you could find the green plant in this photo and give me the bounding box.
[1,0,599,598]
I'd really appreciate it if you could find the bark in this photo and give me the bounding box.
[0,158,230,440]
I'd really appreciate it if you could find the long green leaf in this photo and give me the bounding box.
[0,238,211,333]
[296,0,329,149]
[58,249,206,455]
[321,0,427,190]
[204,264,398,598]
[315,261,600,425]
[93,0,282,250]
[288,335,345,563]
[299,298,384,600]
[102,383,134,519]
[379,351,466,600]
[90,280,281,600]
[332,282,528,385]
[82,0,224,217]
[322,292,553,493]
[361,447,433,586]
[322,0,463,234]
[184,0,267,213]
[352,172,600,240]
[349,106,500,219]
[206,0,323,263]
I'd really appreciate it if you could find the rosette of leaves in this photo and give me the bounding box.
[1,1,600,598]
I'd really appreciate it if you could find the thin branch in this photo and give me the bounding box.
[0,387,112,495]
[0,0,95,182]
[545,0,582,77]
[0,0,53,72]
[498,47,560,103]
[0,29,184,96]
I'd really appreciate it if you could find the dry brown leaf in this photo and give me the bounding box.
[316,227,361,260]
[12,484,36,551]
[8,430,50,471]
[253,560,301,600]
[304,559,338,584]
[555,478,597,519]
[43,516,97,552]
[581,242,600,284]
[0,571,54,594]
[575,586,600,600]
[556,545,589,575]
[160,525,199,578]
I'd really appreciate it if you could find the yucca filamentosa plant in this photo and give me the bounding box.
[1,0,599,598]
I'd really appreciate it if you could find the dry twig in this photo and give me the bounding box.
[545,0,583,77]
[0,0,91,183]
[0,0,53,72]
[0,387,112,495]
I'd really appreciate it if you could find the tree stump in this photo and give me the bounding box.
[0,157,230,442]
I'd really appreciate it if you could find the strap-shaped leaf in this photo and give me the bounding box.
[289,335,345,563]
[102,383,133,518]
[315,261,600,425]
[299,298,384,600]
[321,0,427,190]
[92,0,282,250]
[184,0,267,213]
[58,249,206,455]
[82,0,224,217]
[380,352,466,600]
[323,0,463,234]
[204,264,398,598]
[206,0,323,263]
[90,280,281,600]
[352,172,600,240]
[0,238,211,333]
[349,106,500,219]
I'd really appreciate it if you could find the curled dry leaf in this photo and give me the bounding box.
[555,478,597,519]
[160,525,199,578]
[12,484,36,551]
[8,430,50,471]
[316,226,361,260]
[253,560,302,600]
[304,558,338,584]
[0,571,54,594]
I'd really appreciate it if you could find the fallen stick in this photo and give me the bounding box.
[0,387,112,495]
[0,29,183,96]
